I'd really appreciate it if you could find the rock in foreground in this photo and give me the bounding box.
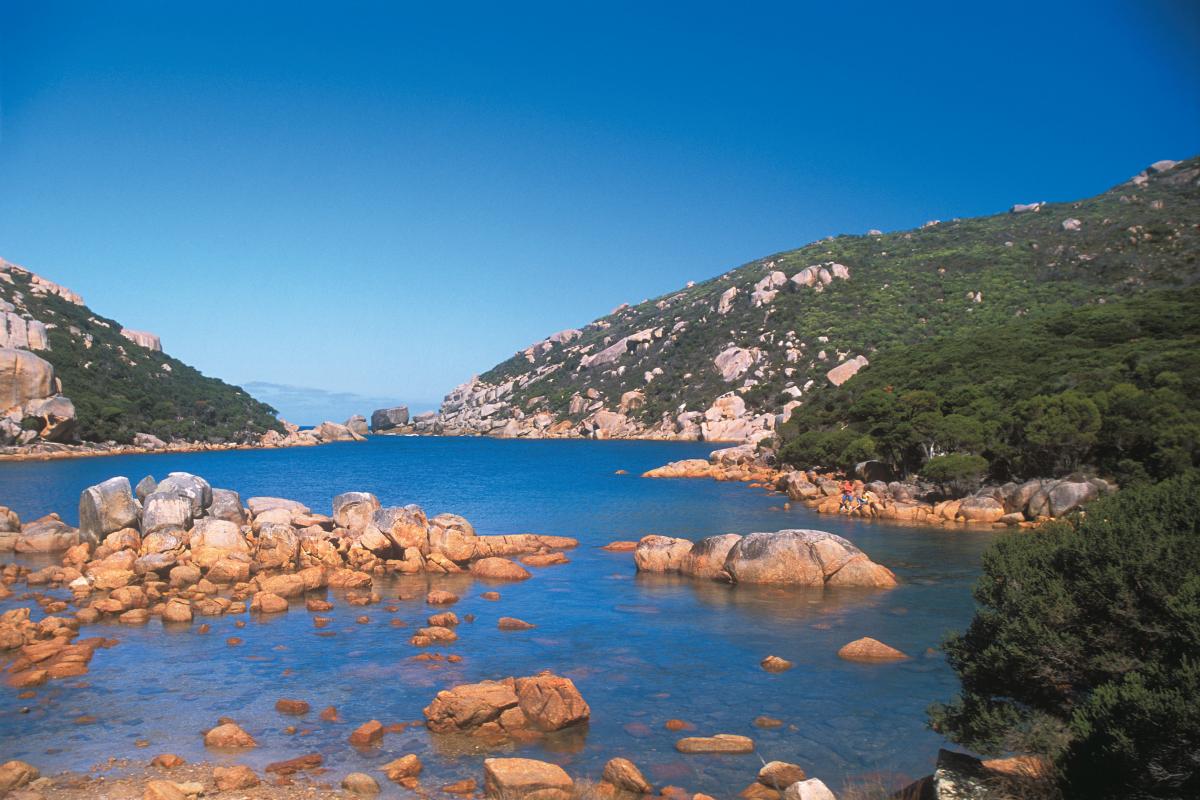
[483,758,574,800]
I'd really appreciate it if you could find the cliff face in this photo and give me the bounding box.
[427,158,1199,442]
[0,258,283,446]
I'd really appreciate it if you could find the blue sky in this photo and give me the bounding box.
[1,1,1197,421]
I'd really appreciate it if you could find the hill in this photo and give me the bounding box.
[1,259,284,446]
[427,158,1199,480]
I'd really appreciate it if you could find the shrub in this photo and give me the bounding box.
[929,473,1200,799]
[922,453,989,496]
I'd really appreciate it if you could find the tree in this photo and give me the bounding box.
[929,473,1200,799]
[921,453,988,496]
[1017,391,1102,474]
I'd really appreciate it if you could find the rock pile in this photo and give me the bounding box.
[0,471,577,685]
[645,445,1114,528]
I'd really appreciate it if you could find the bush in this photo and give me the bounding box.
[929,473,1200,799]
[922,453,989,495]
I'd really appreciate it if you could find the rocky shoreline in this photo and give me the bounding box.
[0,417,371,463]
[643,445,1115,530]
[0,747,1051,800]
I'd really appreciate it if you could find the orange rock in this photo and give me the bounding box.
[483,758,573,800]
[760,655,794,673]
[664,719,693,731]
[204,721,257,748]
[425,590,458,605]
[675,734,754,753]
[498,617,535,630]
[481,591,501,601]
[275,699,310,715]
[319,706,341,722]
[836,637,908,662]
[602,757,652,794]
[265,753,323,775]
[213,764,260,791]
[601,541,638,552]
[381,754,422,782]
[520,552,569,567]
[150,753,185,769]
[348,719,384,747]
[469,557,531,582]
[442,778,477,794]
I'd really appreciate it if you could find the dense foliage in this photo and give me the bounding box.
[472,158,1199,439]
[1,269,284,444]
[776,288,1200,484]
[929,473,1200,799]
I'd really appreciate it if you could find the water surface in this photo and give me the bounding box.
[0,437,999,794]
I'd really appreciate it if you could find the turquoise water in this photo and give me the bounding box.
[0,438,1000,794]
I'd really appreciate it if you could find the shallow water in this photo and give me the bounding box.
[0,437,1001,794]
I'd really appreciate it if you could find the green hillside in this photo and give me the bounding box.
[0,265,284,444]
[448,157,1199,483]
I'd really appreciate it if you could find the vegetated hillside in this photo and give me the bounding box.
[0,260,284,444]
[433,157,1199,454]
[779,287,1200,486]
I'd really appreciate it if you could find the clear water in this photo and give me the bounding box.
[0,438,1001,794]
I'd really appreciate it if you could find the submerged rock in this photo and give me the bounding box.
[675,734,755,753]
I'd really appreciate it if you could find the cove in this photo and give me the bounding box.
[0,437,1003,794]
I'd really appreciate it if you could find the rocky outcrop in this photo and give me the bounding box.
[120,328,162,352]
[371,406,409,432]
[1,313,50,351]
[635,529,897,589]
[714,347,760,382]
[0,348,78,446]
[825,355,868,387]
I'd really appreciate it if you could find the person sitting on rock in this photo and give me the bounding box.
[839,479,855,512]
[858,489,879,515]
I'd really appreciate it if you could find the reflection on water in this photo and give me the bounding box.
[0,437,1002,795]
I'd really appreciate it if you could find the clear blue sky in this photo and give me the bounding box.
[2,1,1197,416]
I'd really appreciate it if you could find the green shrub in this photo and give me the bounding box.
[922,453,989,495]
[929,473,1200,799]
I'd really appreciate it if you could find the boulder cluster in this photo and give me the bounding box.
[645,445,1114,527]
[0,471,576,687]
[634,529,897,589]
[785,471,1115,526]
